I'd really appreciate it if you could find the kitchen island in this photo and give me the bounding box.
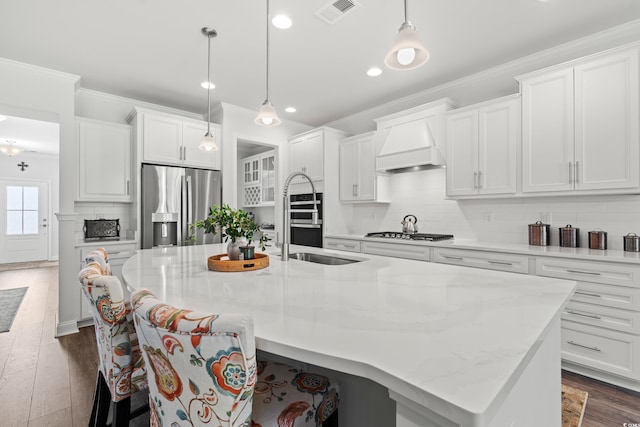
[122,243,576,427]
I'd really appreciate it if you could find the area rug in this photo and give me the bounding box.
[0,287,28,332]
[562,384,588,427]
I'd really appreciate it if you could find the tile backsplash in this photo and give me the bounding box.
[74,202,133,241]
[342,167,640,251]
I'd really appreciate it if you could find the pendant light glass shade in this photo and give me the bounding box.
[255,100,281,126]
[255,0,281,126]
[199,27,219,151]
[385,0,429,71]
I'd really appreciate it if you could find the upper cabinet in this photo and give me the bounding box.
[128,107,221,170]
[77,117,132,202]
[288,127,348,184]
[339,132,390,203]
[445,95,519,198]
[518,48,639,194]
[242,150,276,207]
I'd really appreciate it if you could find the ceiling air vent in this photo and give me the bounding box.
[315,0,361,25]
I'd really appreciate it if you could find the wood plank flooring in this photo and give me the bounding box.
[1,264,639,426]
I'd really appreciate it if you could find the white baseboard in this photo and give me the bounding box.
[55,320,79,337]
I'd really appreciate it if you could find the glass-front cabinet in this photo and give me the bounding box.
[242,150,276,207]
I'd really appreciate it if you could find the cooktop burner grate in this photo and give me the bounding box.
[365,232,454,241]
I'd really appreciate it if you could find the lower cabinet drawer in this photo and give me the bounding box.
[325,238,362,253]
[362,241,430,261]
[561,321,640,380]
[433,248,529,274]
[571,281,640,312]
[563,300,640,335]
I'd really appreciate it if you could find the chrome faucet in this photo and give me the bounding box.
[281,172,318,261]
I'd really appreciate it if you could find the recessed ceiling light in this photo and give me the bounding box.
[272,14,292,29]
[367,67,382,77]
[200,81,215,89]
[285,107,296,113]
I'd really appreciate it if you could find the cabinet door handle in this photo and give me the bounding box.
[574,291,602,298]
[477,171,482,189]
[443,255,464,261]
[575,160,580,184]
[566,309,602,320]
[126,180,130,195]
[473,171,478,189]
[567,340,601,352]
[566,269,601,276]
[488,260,513,266]
[355,184,359,196]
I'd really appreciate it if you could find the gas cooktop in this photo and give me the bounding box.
[365,232,454,241]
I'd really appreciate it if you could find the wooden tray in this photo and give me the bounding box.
[207,253,269,272]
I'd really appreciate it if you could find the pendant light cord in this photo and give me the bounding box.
[266,0,270,101]
[404,0,408,23]
[207,33,212,133]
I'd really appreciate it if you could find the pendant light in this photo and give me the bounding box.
[199,27,219,151]
[255,0,281,126]
[1,140,23,157]
[385,0,429,71]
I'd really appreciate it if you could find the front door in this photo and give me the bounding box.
[0,180,49,263]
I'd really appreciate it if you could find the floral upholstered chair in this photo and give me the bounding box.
[79,248,148,427]
[131,289,340,427]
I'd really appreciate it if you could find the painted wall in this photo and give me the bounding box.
[0,152,60,259]
[0,58,79,336]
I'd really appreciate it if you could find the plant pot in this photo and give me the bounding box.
[227,237,248,260]
[239,245,255,260]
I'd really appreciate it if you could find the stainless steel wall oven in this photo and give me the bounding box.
[290,192,323,248]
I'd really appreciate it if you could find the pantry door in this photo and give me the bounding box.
[0,180,49,263]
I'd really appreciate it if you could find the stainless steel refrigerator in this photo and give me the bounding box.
[141,164,222,249]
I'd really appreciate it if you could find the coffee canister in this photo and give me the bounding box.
[559,224,580,248]
[528,221,550,246]
[624,233,640,252]
[588,229,607,250]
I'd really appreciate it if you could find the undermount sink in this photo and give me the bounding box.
[289,252,363,265]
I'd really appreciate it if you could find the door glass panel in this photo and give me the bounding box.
[6,186,22,209]
[23,187,38,210]
[6,211,22,235]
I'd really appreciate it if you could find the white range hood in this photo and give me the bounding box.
[374,99,455,173]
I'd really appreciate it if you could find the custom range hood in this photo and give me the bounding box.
[374,99,455,173]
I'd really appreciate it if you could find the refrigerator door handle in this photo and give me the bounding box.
[186,175,193,229]
[180,175,188,243]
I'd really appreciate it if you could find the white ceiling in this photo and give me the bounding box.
[1,0,640,155]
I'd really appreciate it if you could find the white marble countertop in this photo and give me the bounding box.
[122,243,575,426]
[327,233,640,264]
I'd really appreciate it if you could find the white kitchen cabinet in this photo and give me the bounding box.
[519,48,639,194]
[242,150,276,207]
[78,242,136,321]
[77,117,132,202]
[129,107,221,170]
[433,247,529,274]
[446,96,519,197]
[535,257,640,384]
[325,237,362,253]
[362,240,430,261]
[339,132,390,203]
[289,129,324,182]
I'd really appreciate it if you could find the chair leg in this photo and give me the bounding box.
[322,410,339,427]
[93,373,111,427]
[112,396,131,427]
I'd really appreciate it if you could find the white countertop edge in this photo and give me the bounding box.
[327,233,640,264]
[75,239,138,248]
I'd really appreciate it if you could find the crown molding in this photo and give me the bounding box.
[0,57,80,85]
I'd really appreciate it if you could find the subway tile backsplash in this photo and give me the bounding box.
[74,202,132,241]
[344,168,640,250]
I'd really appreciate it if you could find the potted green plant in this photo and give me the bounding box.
[189,204,270,260]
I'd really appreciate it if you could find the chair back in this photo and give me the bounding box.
[78,249,146,402]
[131,289,256,427]
[84,247,112,275]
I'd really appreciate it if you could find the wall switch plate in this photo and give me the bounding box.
[483,212,493,223]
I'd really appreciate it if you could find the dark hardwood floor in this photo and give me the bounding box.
[1,264,639,426]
